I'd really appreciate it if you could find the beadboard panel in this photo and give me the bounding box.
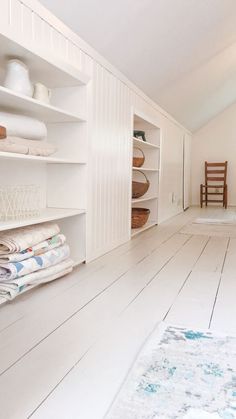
[0,0,191,261]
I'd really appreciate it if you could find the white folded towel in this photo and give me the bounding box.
[0,112,47,140]
[0,136,57,156]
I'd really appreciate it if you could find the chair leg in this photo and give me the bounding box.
[225,185,228,209]
[205,186,208,206]
[200,185,203,208]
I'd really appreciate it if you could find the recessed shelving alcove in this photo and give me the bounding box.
[0,32,90,268]
[131,112,161,237]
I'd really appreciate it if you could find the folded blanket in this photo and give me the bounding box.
[0,234,66,263]
[0,243,70,281]
[0,258,73,302]
[0,112,47,140]
[0,137,57,156]
[0,222,60,254]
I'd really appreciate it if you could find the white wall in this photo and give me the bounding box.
[0,0,191,261]
[191,102,236,206]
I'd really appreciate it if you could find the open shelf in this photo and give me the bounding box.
[0,33,90,88]
[0,151,86,165]
[0,86,86,123]
[131,111,161,238]
[133,167,159,172]
[131,221,157,237]
[0,208,85,231]
[133,137,160,149]
[132,196,158,204]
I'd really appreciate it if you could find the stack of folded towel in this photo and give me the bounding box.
[0,222,73,303]
[0,112,57,157]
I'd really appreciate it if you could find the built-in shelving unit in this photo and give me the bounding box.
[0,32,90,280]
[131,195,158,204]
[131,221,157,237]
[0,86,86,122]
[131,113,161,237]
[0,208,85,231]
[132,167,159,172]
[0,151,86,164]
[133,137,160,149]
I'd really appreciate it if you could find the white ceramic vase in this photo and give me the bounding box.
[3,59,33,97]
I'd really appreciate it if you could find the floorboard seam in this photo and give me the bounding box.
[163,236,211,321]
[209,237,230,328]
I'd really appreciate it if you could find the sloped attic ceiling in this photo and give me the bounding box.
[40,0,236,132]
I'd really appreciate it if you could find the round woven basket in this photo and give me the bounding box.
[132,171,150,199]
[131,207,150,229]
[133,147,145,168]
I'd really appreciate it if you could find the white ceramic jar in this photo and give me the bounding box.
[33,83,51,104]
[3,59,33,97]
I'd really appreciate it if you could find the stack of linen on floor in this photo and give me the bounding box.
[0,222,73,303]
[0,111,57,157]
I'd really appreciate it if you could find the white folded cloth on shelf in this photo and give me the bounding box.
[0,222,60,254]
[0,136,57,156]
[0,233,66,263]
[0,258,73,302]
[0,243,70,280]
[0,112,47,140]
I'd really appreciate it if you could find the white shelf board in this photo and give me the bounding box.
[0,208,85,231]
[132,196,158,204]
[133,137,160,149]
[0,86,86,123]
[131,221,157,237]
[133,167,159,172]
[0,151,86,165]
[0,33,90,88]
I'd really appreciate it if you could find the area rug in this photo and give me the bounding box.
[180,222,236,237]
[106,324,236,419]
[194,210,236,226]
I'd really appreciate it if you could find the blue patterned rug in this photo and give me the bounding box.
[106,324,236,419]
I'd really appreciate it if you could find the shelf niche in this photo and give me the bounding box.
[131,112,161,237]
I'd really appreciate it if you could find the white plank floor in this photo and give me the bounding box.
[0,207,236,419]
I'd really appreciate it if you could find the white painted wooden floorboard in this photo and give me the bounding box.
[0,232,193,418]
[166,237,229,329]
[210,238,236,334]
[31,235,208,419]
[0,232,188,374]
[0,208,196,333]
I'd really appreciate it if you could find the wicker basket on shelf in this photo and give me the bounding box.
[133,147,145,168]
[132,171,150,199]
[131,207,150,229]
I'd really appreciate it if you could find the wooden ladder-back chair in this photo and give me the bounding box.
[200,161,228,208]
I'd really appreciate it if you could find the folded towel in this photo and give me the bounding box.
[0,234,66,263]
[0,243,70,281]
[0,112,47,140]
[0,137,57,156]
[0,258,73,302]
[0,222,60,254]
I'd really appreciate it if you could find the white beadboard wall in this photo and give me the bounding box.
[0,0,191,261]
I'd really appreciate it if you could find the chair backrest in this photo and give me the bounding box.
[205,161,228,186]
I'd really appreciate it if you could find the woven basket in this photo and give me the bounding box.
[132,171,150,199]
[133,147,145,168]
[132,207,150,229]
